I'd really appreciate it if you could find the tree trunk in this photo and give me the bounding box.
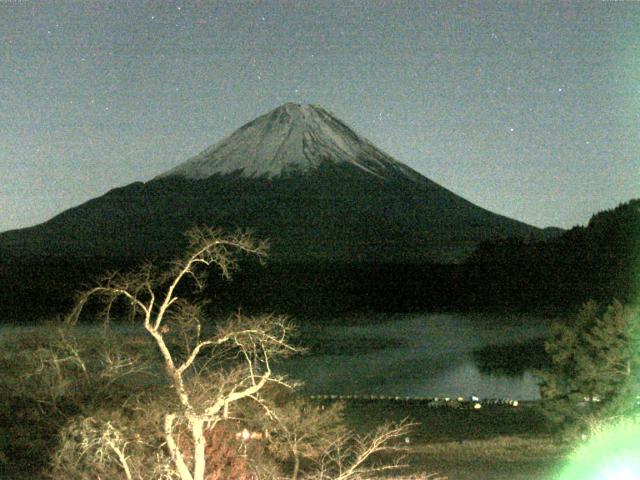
[292,449,300,480]
[164,413,194,480]
[191,417,207,480]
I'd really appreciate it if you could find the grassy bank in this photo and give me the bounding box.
[338,399,568,480]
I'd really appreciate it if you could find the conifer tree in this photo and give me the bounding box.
[537,300,640,438]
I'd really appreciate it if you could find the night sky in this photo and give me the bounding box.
[1,1,638,233]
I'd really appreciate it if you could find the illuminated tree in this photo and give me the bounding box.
[46,226,417,480]
[260,392,346,480]
[64,227,296,480]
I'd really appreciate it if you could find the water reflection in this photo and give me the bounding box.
[277,313,550,400]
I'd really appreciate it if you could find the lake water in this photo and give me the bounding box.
[277,313,550,401]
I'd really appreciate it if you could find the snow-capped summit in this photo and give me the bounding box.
[159,103,420,181]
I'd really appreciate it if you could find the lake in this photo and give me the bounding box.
[277,313,551,401]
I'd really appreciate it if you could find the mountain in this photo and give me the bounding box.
[0,103,554,268]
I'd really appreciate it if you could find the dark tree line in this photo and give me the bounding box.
[209,199,639,317]
[462,199,640,313]
[1,199,637,322]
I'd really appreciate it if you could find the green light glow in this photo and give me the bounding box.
[557,415,640,480]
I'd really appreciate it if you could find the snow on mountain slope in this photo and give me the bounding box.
[159,103,422,181]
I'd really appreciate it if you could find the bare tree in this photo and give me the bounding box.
[250,386,425,480]
[263,394,346,480]
[309,420,415,480]
[43,226,437,480]
[67,227,297,480]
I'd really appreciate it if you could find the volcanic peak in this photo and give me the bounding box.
[159,103,420,181]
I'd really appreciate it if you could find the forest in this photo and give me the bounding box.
[0,200,638,322]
